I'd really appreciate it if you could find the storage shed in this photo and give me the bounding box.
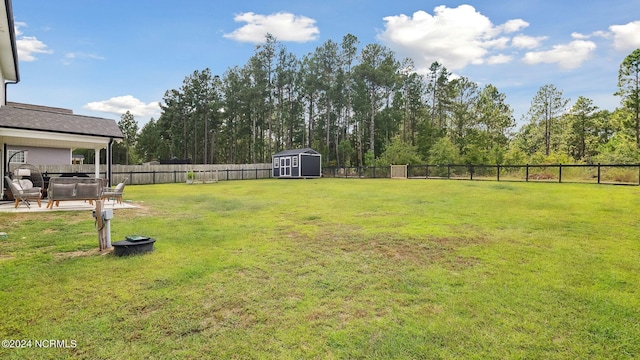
[272,148,321,178]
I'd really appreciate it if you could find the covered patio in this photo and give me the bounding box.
[0,102,124,199]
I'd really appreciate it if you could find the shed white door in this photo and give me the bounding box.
[280,156,291,176]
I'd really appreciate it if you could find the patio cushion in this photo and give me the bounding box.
[12,180,24,194]
[52,183,76,198]
[11,179,40,194]
[75,183,100,199]
[19,179,33,190]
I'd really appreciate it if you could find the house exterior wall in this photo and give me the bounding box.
[8,145,71,165]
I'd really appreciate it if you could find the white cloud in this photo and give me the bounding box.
[592,30,611,38]
[571,32,589,40]
[16,37,52,61]
[378,5,529,70]
[62,52,105,65]
[14,21,26,36]
[223,12,319,43]
[512,34,547,49]
[522,40,596,70]
[499,19,529,33]
[483,37,510,50]
[609,20,640,51]
[66,52,105,60]
[486,54,512,65]
[572,30,610,40]
[84,95,160,118]
[14,22,53,62]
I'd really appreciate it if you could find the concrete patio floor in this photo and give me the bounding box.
[0,199,136,213]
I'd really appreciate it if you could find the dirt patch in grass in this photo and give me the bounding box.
[200,306,258,333]
[361,235,484,270]
[0,254,14,261]
[285,225,485,270]
[54,247,112,260]
[125,202,154,217]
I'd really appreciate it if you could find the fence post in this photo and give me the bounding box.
[426,165,429,179]
[497,164,500,181]
[469,165,474,180]
[153,171,156,184]
[597,163,601,184]
[447,164,451,179]
[525,164,529,182]
[559,164,562,183]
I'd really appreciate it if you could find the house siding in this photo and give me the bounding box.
[8,145,71,165]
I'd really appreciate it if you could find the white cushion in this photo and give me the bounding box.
[19,179,33,190]
[12,180,24,194]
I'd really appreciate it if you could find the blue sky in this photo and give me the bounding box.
[9,1,640,128]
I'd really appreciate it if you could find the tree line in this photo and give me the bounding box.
[106,36,640,167]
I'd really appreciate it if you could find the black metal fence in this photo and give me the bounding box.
[322,164,640,185]
[37,163,640,186]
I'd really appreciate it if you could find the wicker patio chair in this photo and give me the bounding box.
[101,178,127,205]
[4,176,42,209]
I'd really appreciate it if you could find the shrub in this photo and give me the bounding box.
[428,137,460,165]
[375,137,423,166]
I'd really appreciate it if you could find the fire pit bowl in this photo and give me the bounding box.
[112,235,155,256]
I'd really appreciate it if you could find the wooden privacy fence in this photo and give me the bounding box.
[322,163,640,185]
[37,164,272,185]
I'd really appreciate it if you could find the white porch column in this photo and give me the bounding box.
[94,148,100,178]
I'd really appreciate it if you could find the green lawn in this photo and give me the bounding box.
[1,179,639,359]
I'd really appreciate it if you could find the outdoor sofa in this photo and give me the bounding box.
[46,177,105,209]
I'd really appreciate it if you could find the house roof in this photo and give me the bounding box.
[0,102,123,139]
[273,148,320,157]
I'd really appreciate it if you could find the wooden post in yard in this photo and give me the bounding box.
[95,200,107,251]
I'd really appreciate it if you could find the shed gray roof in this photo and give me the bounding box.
[0,103,123,139]
[273,148,320,157]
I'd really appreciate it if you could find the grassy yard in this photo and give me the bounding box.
[0,178,639,359]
